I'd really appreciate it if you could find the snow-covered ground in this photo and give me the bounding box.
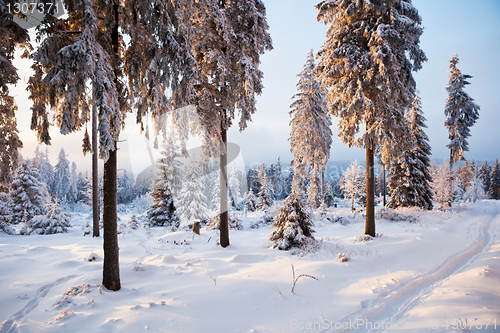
[1,200,499,333]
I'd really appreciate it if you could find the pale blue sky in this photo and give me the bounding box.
[10,0,500,176]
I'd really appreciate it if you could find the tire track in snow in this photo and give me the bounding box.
[0,274,78,333]
[321,210,498,333]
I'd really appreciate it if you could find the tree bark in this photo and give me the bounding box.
[192,220,200,235]
[382,166,386,207]
[92,102,99,237]
[321,167,325,198]
[219,127,230,247]
[102,0,121,291]
[448,150,453,207]
[102,146,120,291]
[365,146,375,237]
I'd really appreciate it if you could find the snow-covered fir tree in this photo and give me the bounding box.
[22,198,71,235]
[37,148,55,198]
[317,200,327,215]
[257,164,274,211]
[53,148,71,203]
[10,161,47,224]
[444,54,480,165]
[244,188,257,213]
[478,161,491,198]
[315,0,427,236]
[0,193,15,235]
[0,0,26,192]
[117,170,135,205]
[77,172,91,205]
[454,161,472,201]
[192,0,272,247]
[203,163,220,212]
[490,159,500,200]
[228,164,243,208]
[147,179,180,229]
[176,159,208,226]
[273,157,285,200]
[341,161,365,212]
[289,50,332,186]
[269,177,315,251]
[246,168,261,196]
[283,167,294,198]
[431,160,453,209]
[463,161,483,202]
[157,139,184,202]
[28,0,201,291]
[323,181,334,208]
[387,92,433,210]
[67,162,79,205]
[307,166,321,208]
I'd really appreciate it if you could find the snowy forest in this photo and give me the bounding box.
[1,0,500,332]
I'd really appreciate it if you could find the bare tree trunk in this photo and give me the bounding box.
[102,1,121,291]
[219,127,230,248]
[192,221,200,235]
[382,166,386,207]
[321,167,325,198]
[92,102,99,237]
[365,146,375,237]
[448,150,453,207]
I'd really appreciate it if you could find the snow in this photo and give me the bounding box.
[1,201,500,332]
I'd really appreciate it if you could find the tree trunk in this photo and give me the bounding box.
[448,150,453,207]
[321,167,325,198]
[382,166,386,207]
[92,102,99,237]
[102,0,121,291]
[102,145,120,290]
[365,146,375,237]
[219,127,230,248]
[192,220,200,235]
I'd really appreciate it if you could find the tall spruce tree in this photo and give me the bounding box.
[192,0,272,247]
[490,159,500,200]
[0,192,15,235]
[463,160,483,203]
[289,49,332,192]
[444,54,480,165]
[257,164,274,211]
[176,159,208,226]
[273,157,285,199]
[77,172,91,205]
[67,162,79,205]
[431,160,453,209]
[117,170,135,205]
[0,0,28,192]
[387,92,433,210]
[10,161,46,224]
[157,139,184,202]
[53,148,71,203]
[444,54,480,206]
[28,0,200,291]
[341,160,365,212]
[244,188,257,212]
[315,0,427,236]
[478,160,491,198]
[307,166,321,208]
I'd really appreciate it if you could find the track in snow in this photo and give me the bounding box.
[320,211,499,333]
[0,274,78,333]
